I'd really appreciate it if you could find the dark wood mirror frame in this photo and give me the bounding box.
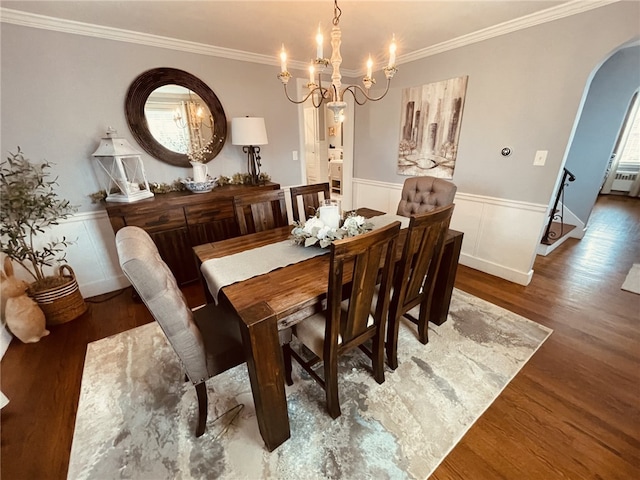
[125,67,227,167]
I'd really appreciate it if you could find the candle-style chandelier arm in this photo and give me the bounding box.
[280,80,331,108]
[342,76,393,106]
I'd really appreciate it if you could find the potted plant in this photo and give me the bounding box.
[0,147,87,325]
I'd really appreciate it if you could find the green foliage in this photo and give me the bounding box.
[89,190,108,203]
[150,180,187,194]
[88,172,274,201]
[217,175,231,186]
[0,147,77,284]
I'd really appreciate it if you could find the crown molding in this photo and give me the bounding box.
[1,0,620,75]
[0,7,278,66]
[399,0,620,66]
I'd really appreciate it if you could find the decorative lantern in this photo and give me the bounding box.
[92,128,154,203]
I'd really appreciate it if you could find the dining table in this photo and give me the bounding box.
[193,208,463,451]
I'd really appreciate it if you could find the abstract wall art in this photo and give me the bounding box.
[397,76,468,179]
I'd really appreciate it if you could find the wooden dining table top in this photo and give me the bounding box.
[193,208,401,329]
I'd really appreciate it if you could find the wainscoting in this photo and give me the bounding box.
[353,178,549,286]
[6,210,130,299]
[6,181,548,302]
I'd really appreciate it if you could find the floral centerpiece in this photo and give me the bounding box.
[290,211,374,248]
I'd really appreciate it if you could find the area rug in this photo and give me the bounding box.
[68,288,552,480]
[621,263,640,294]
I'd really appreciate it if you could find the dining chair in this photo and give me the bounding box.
[115,225,246,437]
[289,182,331,222]
[396,176,457,216]
[233,189,288,235]
[283,221,401,419]
[385,204,455,370]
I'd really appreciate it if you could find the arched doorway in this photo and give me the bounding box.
[552,40,640,236]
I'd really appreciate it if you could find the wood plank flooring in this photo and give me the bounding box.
[2,194,639,479]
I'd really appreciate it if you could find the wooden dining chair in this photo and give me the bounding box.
[115,225,246,437]
[283,221,401,419]
[385,204,455,370]
[233,189,288,235]
[289,182,331,222]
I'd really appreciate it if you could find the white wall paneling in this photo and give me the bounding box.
[352,178,547,286]
[7,211,130,299]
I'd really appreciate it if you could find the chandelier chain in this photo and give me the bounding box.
[333,0,341,26]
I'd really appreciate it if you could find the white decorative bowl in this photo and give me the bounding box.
[181,177,216,194]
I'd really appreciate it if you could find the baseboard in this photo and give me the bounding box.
[79,275,131,299]
[536,233,574,256]
[0,324,13,359]
[460,253,534,286]
[1,322,14,407]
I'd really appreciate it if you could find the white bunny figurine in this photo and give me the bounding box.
[0,256,49,343]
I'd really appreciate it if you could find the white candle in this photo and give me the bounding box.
[316,24,323,59]
[319,205,340,229]
[280,44,287,72]
[388,35,397,68]
[309,64,315,84]
[366,56,373,78]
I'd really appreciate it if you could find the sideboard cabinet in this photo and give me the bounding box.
[105,182,281,285]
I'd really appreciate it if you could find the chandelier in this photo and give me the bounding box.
[277,0,397,122]
[172,97,215,160]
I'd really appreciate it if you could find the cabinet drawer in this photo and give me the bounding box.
[185,200,234,225]
[124,208,186,233]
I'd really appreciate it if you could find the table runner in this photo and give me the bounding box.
[201,240,329,303]
[366,212,410,230]
[200,212,410,303]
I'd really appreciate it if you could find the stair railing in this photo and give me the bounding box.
[541,168,576,245]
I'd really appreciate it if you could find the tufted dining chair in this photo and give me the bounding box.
[385,205,455,370]
[115,225,246,437]
[289,182,331,222]
[396,176,457,216]
[283,221,401,419]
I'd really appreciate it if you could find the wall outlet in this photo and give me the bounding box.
[292,150,298,161]
[533,150,548,166]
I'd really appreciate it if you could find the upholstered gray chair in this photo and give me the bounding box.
[396,176,457,216]
[115,225,245,437]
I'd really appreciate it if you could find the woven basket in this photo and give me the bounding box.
[30,265,87,326]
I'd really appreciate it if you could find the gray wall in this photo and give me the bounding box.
[353,1,640,207]
[563,44,640,224]
[2,1,639,219]
[0,24,302,213]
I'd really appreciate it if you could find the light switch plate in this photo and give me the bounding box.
[292,150,299,161]
[533,150,547,166]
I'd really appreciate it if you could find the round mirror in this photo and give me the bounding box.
[125,68,227,167]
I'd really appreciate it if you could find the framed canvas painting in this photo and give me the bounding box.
[397,76,468,179]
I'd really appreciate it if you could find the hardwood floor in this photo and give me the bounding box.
[2,195,639,479]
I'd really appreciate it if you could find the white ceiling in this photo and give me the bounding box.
[2,1,600,72]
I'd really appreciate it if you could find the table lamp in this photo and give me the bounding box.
[232,117,268,185]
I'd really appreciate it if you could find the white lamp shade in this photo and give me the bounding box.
[232,117,268,146]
